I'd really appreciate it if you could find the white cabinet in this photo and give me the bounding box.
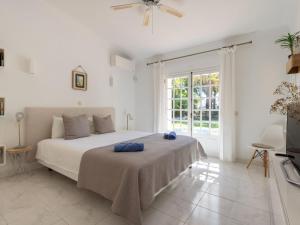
[269,152,300,225]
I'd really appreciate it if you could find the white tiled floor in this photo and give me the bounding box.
[0,158,271,225]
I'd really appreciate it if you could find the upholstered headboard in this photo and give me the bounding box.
[24,107,115,160]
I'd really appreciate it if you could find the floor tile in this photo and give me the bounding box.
[97,208,184,225]
[152,192,196,222]
[143,208,184,225]
[96,214,132,225]
[53,196,111,225]
[168,185,206,205]
[206,182,239,201]
[164,176,207,205]
[236,190,270,212]
[3,206,61,225]
[52,220,69,225]
[197,193,235,216]
[185,206,243,225]
[229,202,271,225]
[0,216,7,225]
[0,158,271,225]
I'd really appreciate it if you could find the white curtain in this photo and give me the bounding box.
[153,62,167,133]
[219,46,237,162]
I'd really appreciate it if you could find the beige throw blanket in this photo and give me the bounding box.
[78,134,205,225]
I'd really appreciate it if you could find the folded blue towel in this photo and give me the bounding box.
[164,131,177,140]
[114,143,144,152]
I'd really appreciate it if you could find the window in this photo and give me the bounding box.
[167,71,220,137]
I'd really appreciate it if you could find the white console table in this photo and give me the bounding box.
[269,152,300,225]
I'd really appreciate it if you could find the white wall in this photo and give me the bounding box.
[112,68,136,131]
[233,28,288,160]
[0,0,135,176]
[290,0,300,32]
[135,27,289,160]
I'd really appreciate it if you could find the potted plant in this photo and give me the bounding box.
[275,31,300,57]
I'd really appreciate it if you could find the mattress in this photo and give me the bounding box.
[36,131,152,181]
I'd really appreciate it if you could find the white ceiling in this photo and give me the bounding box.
[46,0,295,59]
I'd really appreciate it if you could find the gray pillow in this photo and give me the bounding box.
[62,114,91,140]
[93,115,115,134]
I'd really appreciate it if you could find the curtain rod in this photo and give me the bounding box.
[146,40,253,66]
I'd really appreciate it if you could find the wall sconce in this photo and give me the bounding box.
[126,113,133,130]
[29,58,36,75]
[0,98,4,116]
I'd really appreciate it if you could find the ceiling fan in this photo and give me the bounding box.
[111,0,183,27]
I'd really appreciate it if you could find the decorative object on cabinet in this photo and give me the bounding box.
[7,146,32,173]
[275,32,300,74]
[72,65,87,91]
[0,145,6,166]
[0,49,4,67]
[275,31,300,56]
[15,112,25,148]
[270,81,300,116]
[0,98,4,116]
[287,54,300,74]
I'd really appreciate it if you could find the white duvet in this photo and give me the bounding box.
[36,131,152,181]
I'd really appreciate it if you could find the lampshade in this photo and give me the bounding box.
[16,112,25,122]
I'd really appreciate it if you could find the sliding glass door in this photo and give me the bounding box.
[167,70,220,138]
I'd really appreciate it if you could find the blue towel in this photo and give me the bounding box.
[164,131,177,140]
[114,143,144,152]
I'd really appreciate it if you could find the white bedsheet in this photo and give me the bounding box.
[36,131,152,181]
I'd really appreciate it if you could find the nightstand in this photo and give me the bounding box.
[7,146,32,173]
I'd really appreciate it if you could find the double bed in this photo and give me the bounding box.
[36,130,151,181]
[24,107,205,225]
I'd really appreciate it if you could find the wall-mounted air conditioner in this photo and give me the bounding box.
[111,55,135,72]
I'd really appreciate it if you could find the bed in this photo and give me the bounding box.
[24,107,205,225]
[36,131,153,181]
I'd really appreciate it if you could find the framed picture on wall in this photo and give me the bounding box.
[0,98,4,116]
[72,71,87,91]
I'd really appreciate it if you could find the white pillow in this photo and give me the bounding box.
[51,116,64,139]
[51,116,95,139]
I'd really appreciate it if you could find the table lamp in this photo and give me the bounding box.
[16,112,25,148]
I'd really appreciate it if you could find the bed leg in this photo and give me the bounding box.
[48,168,53,172]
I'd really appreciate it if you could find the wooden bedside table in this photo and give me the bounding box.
[7,146,32,173]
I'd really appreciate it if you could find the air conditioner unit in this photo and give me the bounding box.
[111,55,135,72]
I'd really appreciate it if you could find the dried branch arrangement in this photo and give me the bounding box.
[270,81,300,115]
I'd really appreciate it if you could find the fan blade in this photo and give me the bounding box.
[158,4,183,18]
[111,3,141,10]
[143,8,151,26]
